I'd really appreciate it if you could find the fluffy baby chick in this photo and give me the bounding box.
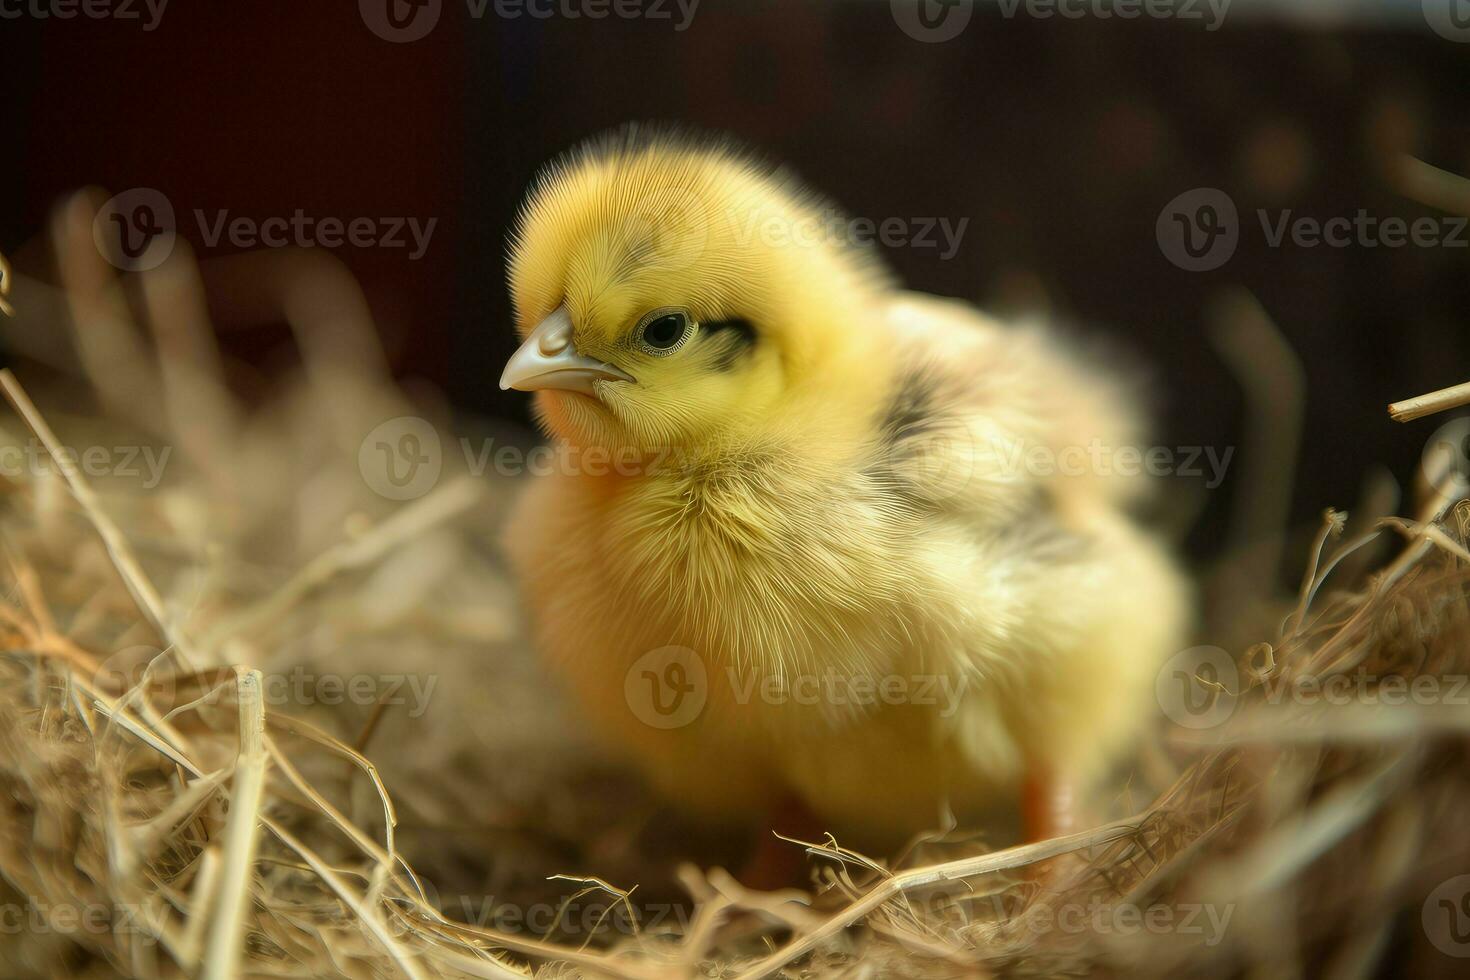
[501,127,1189,852]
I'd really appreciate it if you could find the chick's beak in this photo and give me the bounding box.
[499,306,634,395]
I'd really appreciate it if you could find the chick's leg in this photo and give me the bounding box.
[1019,764,1086,886]
[1021,764,1078,842]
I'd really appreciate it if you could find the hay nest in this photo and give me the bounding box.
[1,199,1468,978]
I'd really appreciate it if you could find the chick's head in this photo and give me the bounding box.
[503,129,893,458]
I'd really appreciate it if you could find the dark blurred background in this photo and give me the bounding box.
[2,0,1467,574]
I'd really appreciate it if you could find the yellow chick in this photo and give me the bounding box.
[500,126,1190,854]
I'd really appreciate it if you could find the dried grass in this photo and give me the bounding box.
[0,195,1468,979]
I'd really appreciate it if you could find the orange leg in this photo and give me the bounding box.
[1021,765,1082,885]
[1022,765,1077,843]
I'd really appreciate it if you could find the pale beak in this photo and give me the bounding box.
[499,306,635,395]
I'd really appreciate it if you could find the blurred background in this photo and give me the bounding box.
[1,0,1467,573]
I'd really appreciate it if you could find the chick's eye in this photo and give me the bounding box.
[637,311,691,354]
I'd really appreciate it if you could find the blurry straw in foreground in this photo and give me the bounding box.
[1388,378,1470,422]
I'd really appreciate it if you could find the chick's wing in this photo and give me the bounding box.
[875,292,1154,526]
